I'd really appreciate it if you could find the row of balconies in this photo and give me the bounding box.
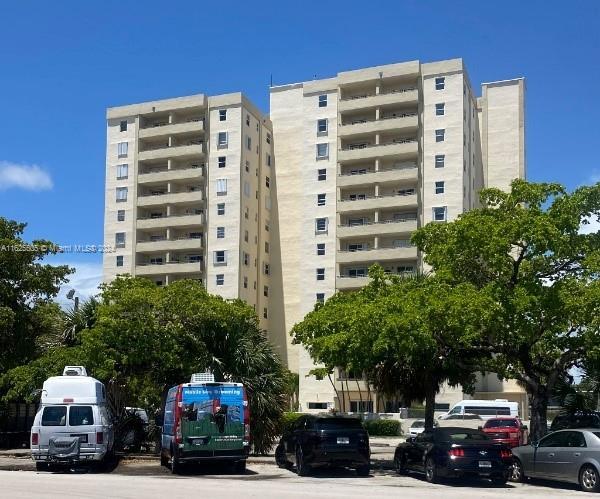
[138,163,204,184]
[336,259,418,290]
[338,112,418,138]
[338,138,417,163]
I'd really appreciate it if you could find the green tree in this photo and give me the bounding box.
[0,217,73,374]
[292,267,495,429]
[1,277,287,454]
[413,180,600,441]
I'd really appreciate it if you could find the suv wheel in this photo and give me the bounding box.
[580,464,600,492]
[296,447,310,477]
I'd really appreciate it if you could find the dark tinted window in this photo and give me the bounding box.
[552,414,600,430]
[69,406,94,426]
[42,406,67,426]
[416,431,434,443]
[540,431,570,447]
[564,431,587,448]
[485,419,519,428]
[315,418,363,430]
[443,431,489,442]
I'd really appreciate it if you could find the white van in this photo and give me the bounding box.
[30,366,114,470]
[439,399,519,421]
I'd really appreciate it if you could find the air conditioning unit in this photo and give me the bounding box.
[63,366,88,377]
[191,372,215,383]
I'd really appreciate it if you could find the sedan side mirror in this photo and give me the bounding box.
[530,440,538,448]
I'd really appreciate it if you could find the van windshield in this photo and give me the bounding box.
[69,406,94,426]
[42,406,67,426]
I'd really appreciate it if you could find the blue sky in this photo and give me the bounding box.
[0,0,598,300]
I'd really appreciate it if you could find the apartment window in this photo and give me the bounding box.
[117,210,125,222]
[116,187,128,202]
[243,181,250,197]
[265,242,269,254]
[317,193,326,206]
[263,262,270,275]
[244,230,249,243]
[216,226,225,239]
[116,164,128,180]
[433,206,447,222]
[266,153,272,167]
[265,176,270,188]
[435,103,445,116]
[243,276,248,289]
[435,129,445,142]
[316,293,325,304]
[213,250,227,265]
[264,285,269,297]
[115,232,126,248]
[316,143,329,159]
[463,160,467,172]
[216,178,227,195]
[435,154,445,168]
[435,181,445,194]
[435,77,445,90]
[316,268,325,281]
[265,196,272,211]
[315,217,328,233]
[216,274,224,286]
[265,220,270,232]
[217,203,225,215]
[245,207,249,219]
[218,156,226,168]
[217,131,228,148]
[246,136,252,151]
[263,307,268,319]
[317,119,328,134]
[119,120,127,132]
[317,168,327,181]
[190,232,202,239]
[219,109,227,121]
[116,255,123,267]
[243,252,249,265]
[318,94,328,107]
[317,243,325,256]
[246,114,250,126]
[266,132,271,144]
[117,142,128,158]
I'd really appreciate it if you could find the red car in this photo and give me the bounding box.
[480,417,528,448]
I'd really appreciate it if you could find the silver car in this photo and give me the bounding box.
[511,429,600,492]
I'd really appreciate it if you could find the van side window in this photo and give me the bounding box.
[69,406,94,426]
[42,406,67,426]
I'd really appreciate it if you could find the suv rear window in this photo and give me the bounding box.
[42,406,67,426]
[316,418,363,430]
[552,414,600,431]
[69,406,94,426]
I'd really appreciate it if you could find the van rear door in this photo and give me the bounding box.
[67,405,99,450]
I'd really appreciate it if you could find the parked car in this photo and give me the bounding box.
[275,415,370,476]
[480,417,528,448]
[439,399,519,421]
[438,414,483,430]
[30,366,114,470]
[511,429,600,492]
[409,420,438,436]
[550,412,600,432]
[394,427,513,484]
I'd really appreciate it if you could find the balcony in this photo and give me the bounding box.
[336,245,418,264]
[338,113,418,138]
[338,139,418,163]
[138,142,204,162]
[338,218,418,238]
[136,213,203,230]
[138,119,204,139]
[136,237,203,252]
[336,275,370,290]
[339,88,418,112]
[136,261,203,276]
[138,165,204,184]
[337,164,417,187]
[337,192,418,213]
[137,190,203,207]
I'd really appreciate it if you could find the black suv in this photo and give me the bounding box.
[275,415,370,476]
[550,412,600,432]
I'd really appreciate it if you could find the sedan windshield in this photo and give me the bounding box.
[485,419,518,428]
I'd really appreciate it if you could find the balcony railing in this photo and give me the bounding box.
[137,260,203,266]
[338,163,417,177]
[341,112,418,127]
[139,164,203,175]
[340,87,418,102]
[339,243,414,253]
[136,212,203,221]
[140,140,204,152]
[137,236,203,243]
[338,190,416,203]
[338,216,417,228]
[141,117,205,130]
[340,138,417,151]
[138,188,202,197]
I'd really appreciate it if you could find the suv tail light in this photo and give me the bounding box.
[243,388,250,443]
[174,386,183,444]
[500,449,512,459]
[96,432,104,444]
[448,448,465,457]
[31,432,39,446]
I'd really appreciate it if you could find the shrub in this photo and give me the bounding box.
[280,412,304,434]
[364,419,402,436]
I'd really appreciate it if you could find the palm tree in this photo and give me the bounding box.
[62,296,99,345]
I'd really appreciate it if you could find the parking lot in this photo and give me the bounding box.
[0,458,592,499]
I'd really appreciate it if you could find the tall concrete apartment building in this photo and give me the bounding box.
[103,93,277,333]
[103,57,526,416]
[269,58,526,414]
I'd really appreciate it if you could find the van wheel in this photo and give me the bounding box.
[170,448,181,475]
[35,462,49,472]
[580,464,600,492]
[160,452,169,468]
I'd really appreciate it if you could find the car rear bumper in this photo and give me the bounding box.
[440,460,511,479]
[490,438,520,448]
[31,449,106,463]
[308,448,370,467]
[177,448,248,463]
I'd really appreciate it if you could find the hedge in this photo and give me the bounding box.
[281,412,304,434]
[364,419,402,436]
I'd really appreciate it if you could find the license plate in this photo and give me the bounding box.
[337,437,350,444]
[70,434,88,443]
[191,438,206,446]
[479,460,492,468]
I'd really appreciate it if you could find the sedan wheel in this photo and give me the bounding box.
[580,465,600,492]
[425,457,439,484]
[510,458,525,483]
[394,453,407,474]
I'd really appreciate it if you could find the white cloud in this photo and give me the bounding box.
[0,161,53,191]
[580,216,600,235]
[56,262,103,309]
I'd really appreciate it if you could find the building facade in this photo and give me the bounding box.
[103,92,277,336]
[269,58,526,414]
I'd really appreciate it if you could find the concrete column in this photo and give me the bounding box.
[165,274,170,285]
[166,204,172,216]
[374,237,379,250]
[375,107,380,120]
[374,183,380,197]
[167,159,172,170]
[166,228,171,240]
[375,159,380,172]
[169,113,174,124]
[166,251,171,264]
[375,133,380,145]
[374,210,380,223]
[167,182,172,194]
